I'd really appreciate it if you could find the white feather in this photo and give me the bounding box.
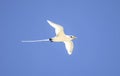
[21,39,49,42]
[64,41,74,55]
[47,20,65,37]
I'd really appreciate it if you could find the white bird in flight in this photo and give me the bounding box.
[22,20,76,55]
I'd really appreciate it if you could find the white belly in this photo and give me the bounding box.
[52,35,71,42]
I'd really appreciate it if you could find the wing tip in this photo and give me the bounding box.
[68,52,72,55]
[47,20,51,23]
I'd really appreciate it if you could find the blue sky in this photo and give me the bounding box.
[0,0,120,76]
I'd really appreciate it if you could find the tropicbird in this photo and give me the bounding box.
[22,20,76,55]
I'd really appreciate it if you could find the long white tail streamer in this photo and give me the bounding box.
[21,39,49,42]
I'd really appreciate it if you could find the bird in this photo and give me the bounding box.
[22,20,76,55]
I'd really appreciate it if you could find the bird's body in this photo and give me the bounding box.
[22,20,76,55]
[50,35,73,42]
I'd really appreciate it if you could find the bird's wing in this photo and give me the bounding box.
[64,41,74,55]
[47,20,65,36]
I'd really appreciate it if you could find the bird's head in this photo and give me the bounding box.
[69,35,77,40]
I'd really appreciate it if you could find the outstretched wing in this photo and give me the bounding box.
[64,41,74,55]
[47,20,65,36]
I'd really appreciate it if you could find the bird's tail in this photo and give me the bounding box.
[21,39,49,43]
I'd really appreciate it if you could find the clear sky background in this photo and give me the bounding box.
[0,0,120,76]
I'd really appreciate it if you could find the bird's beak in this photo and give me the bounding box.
[74,36,77,39]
